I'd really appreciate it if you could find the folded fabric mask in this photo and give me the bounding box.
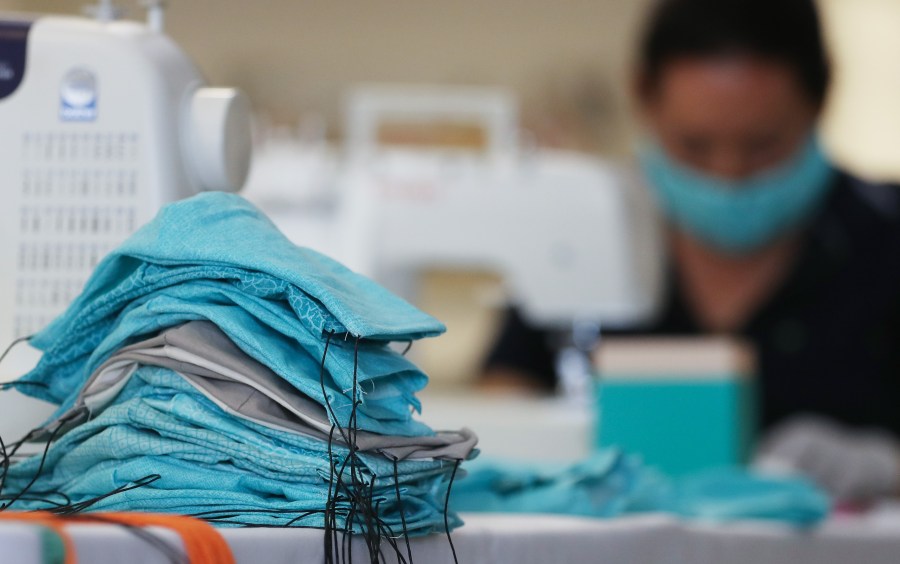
[65,283,431,433]
[17,192,445,408]
[37,191,445,343]
[5,366,465,534]
[48,321,477,461]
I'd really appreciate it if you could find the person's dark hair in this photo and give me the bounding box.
[638,0,831,106]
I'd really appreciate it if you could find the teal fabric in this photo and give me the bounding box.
[450,451,666,518]
[6,193,469,534]
[74,284,430,435]
[451,454,830,527]
[18,192,443,436]
[639,136,835,254]
[36,191,444,344]
[653,469,830,525]
[38,526,67,564]
[597,379,755,477]
[5,367,460,533]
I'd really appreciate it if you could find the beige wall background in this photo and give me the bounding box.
[3,0,655,156]
[4,0,900,179]
[818,0,900,181]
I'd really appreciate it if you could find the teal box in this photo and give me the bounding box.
[594,339,756,477]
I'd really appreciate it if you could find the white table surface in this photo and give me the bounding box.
[3,510,900,564]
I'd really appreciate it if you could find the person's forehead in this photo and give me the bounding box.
[651,55,811,132]
[656,55,805,101]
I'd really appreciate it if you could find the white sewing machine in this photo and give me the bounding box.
[337,85,663,331]
[0,1,252,438]
[240,85,666,459]
[331,85,664,458]
[0,1,252,372]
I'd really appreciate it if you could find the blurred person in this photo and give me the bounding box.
[482,0,900,502]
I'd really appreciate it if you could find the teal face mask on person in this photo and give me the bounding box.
[638,136,836,254]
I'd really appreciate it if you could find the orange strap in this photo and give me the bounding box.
[0,511,234,564]
[89,512,234,564]
[0,511,77,564]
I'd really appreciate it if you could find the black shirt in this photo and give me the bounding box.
[484,171,900,435]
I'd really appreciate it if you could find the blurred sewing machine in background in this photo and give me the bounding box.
[244,84,666,460]
[337,85,663,329]
[0,1,252,435]
[247,85,665,393]
[336,85,664,399]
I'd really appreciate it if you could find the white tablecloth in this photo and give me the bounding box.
[4,511,900,564]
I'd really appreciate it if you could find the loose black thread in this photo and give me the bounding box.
[0,334,236,564]
[316,330,468,564]
[318,331,420,564]
[52,474,162,515]
[0,434,8,502]
[0,492,72,509]
[0,410,160,516]
[0,429,172,560]
[0,413,72,511]
[0,421,159,515]
[0,326,459,560]
[0,328,465,563]
[0,340,182,564]
[0,335,166,518]
[393,457,414,564]
[0,334,34,367]
[0,332,46,506]
[0,333,168,562]
[0,381,49,392]
[444,460,461,564]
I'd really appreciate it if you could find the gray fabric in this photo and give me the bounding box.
[73,322,477,461]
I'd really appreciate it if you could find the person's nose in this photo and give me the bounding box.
[706,148,756,181]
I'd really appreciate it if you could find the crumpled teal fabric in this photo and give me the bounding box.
[18,192,444,436]
[450,452,666,518]
[38,191,444,343]
[5,367,459,533]
[61,321,477,461]
[55,283,431,435]
[5,192,471,534]
[451,454,830,527]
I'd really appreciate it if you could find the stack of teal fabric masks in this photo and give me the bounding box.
[3,192,477,536]
[451,452,830,527]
